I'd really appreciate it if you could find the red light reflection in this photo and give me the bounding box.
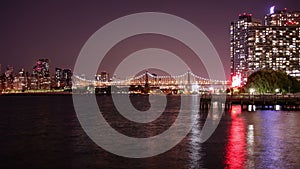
[225,105,246,169]
[230,105,242,118]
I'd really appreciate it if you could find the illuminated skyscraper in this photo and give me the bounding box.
[55,68,62,81]
[231,7,300,82]
[32,59,51,89]
[54,68,72,88]
[95,71,109,82]
[4,66,14,90]
[33,59,50,77]
[63,69,72,88]
[265,7,300,26]
[230,13,262,82]
[54,68,63,88]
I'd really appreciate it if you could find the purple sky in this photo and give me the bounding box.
[1,0,300,79]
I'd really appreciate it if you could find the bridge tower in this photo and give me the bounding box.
[144,71,150,93]
[187,70,191,85]
[185,70,192,93]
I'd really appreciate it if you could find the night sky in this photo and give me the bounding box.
[1,0,300,79]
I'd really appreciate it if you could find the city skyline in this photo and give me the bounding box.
[2,2,300,168]
[1,1,300,78]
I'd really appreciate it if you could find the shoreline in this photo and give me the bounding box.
[0,91,73,96]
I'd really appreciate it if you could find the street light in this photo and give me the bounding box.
[275,88,280,93]
[249,88,255,94]
[249,88,256,111]
[209,87,214,94]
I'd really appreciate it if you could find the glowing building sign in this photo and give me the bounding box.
[270,6,275,14]
[231,74,242,88]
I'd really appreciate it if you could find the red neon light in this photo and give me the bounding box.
[286,21,296,25]
[231,74,242,88]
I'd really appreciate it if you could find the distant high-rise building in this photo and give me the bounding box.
[53,68,72,89]
[4,66,14,90]
[95,71,109,82]
[5,66,13,77]
[63,69,72,88]
[231,7,300,83]
[32,59,51,89]
[13,68,27,91]
[18,68,25,77]
[33,59,50,77]
[265,7,300,26]
[55,68,63,82]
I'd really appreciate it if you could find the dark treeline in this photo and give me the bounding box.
[243,69,300,94]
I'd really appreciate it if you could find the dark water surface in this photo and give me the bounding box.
[0,95,300,169]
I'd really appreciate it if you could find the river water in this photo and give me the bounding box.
[0,95,299,169]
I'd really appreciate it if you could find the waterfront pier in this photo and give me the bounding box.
[200,94,300,111]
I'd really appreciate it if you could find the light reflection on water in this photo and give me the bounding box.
[256,110,300,169]
[1,96,300,169]
[223,105,300,169]
[246,124,255,168]
[188,112,205,168]
[225,105,246,169]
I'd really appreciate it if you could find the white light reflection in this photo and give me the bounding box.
[248,105,252,112]
[207,101,222,123]
[275,105,280,111]
[248,105,256,112]
[188,96,204,168]
[247,124,255,168]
